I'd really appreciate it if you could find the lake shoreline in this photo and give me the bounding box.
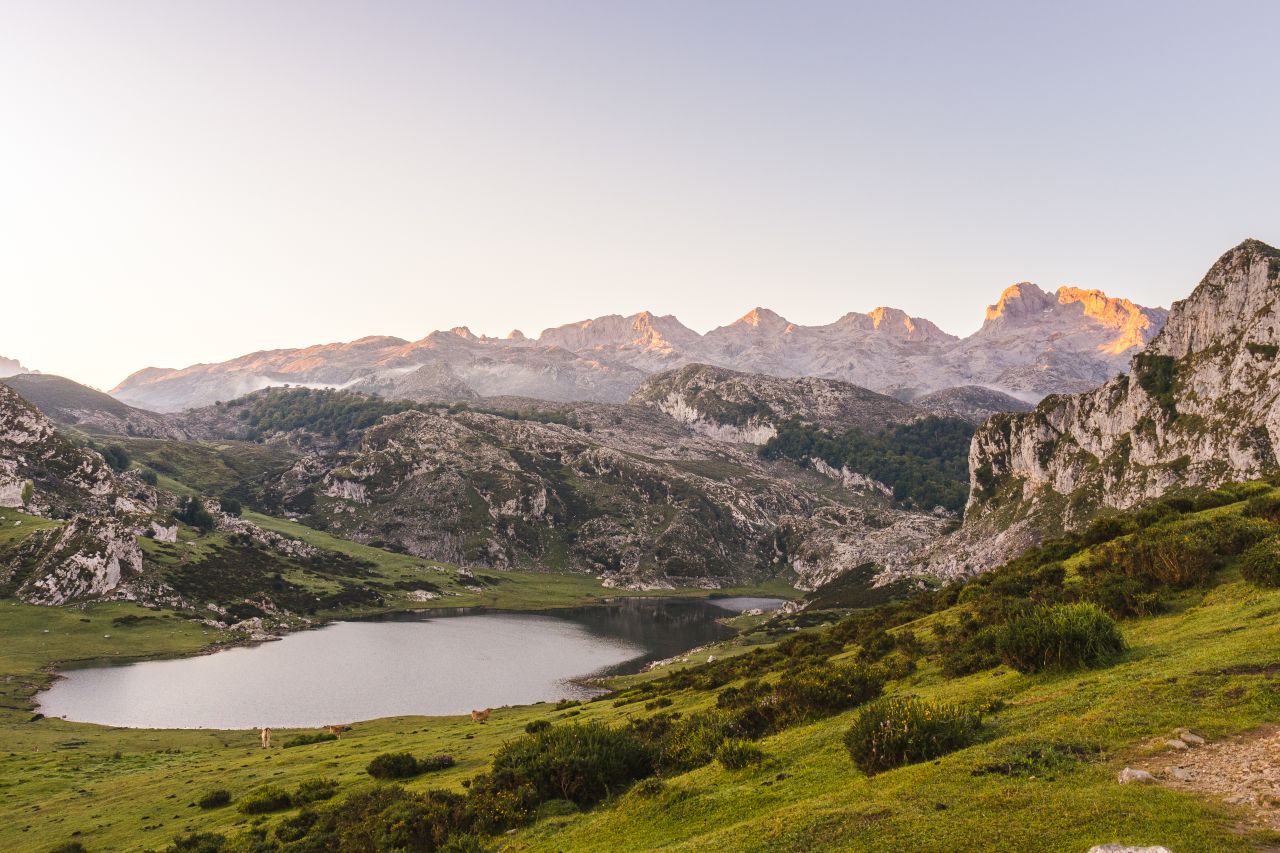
[32,594,788,727]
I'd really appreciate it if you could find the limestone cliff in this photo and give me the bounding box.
[913,239,1280,580]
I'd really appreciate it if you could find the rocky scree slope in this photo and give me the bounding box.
[913,239,1280,580]
[110,285,1165,412]
[240,373,954,590]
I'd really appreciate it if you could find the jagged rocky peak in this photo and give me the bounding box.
[914,238,1280,582]
[983,282,1058,323]
[864,307,955,341]
[1146,238,1280,360]
[538,311,700,354]
[727,307,792,333]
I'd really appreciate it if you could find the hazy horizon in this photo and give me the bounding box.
[3,1,1278,389]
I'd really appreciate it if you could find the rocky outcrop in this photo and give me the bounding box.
[629,364,921,437]
[912,240,1280,581]
[11,518,144,605]
[258,388,945,590]
[109,286,1165,412]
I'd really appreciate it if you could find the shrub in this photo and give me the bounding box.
[282,785,472,851]
[366,751,452,779]
[294,777,339,804]
[485,721,653,808]
[237,784,293,814]
[196,788,231,809]
[1080,514,1136,546]
[1244,491,1280,522]
[163,834,227,853]
[174,497,215,534]
[773,662,885,721]
[844,698,983,774]
[49,844,89,853]
[138,467,159,486]
[996,603,1127,674]
[716,739,765,770]
[420,754,457,772]
[1240,537,1280,588]
[101,443,131,472]
[524,719,551,734]
[644,711,735,774]
[283,731,338,748]
[217,496,243,517]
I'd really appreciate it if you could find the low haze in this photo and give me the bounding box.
[2,0,1277,389]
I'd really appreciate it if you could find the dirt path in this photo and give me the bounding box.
[1150,725,1280,832]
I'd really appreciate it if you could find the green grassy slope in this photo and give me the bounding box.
[4,490,1280,851]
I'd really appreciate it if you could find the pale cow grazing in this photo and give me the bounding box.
[470,708,492,724]
[327,724,351,739]
[260,727,272,749]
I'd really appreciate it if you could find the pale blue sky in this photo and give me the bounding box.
[2,1,1278,388]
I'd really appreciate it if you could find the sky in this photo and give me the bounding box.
[2,1,1278,390]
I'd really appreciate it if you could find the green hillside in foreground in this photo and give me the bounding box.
[4,483,1280,851]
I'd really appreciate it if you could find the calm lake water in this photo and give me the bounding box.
[37,596,784,729]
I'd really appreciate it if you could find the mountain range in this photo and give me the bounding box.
[109,283,1167,412]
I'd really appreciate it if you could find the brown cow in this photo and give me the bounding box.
[327,725,351,739]
[470,708,492,724]
[260,727,272,749]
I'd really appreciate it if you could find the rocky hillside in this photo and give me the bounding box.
[211,373,959,590]
[908,385,1034,424]
[629,364,921,442]
[913,239,1280,580]
[110,285,1164,412]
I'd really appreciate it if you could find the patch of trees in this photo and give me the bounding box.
[238,389,424,444]
[760,415,975,512]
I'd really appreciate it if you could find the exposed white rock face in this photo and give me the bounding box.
[109,285,1166,412]
[653,392,777,444]
[150,522,178,543]
[809,458,893,496]
[16,519,143,605]
[910,240,1280,581]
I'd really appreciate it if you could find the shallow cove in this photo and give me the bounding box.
[37,596,783,729]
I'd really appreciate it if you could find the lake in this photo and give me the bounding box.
[36,596,784,729]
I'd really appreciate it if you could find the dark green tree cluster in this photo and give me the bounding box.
[760,415,975,512]
[237,388,424,443]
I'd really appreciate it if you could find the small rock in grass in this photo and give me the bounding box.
[1164,767,1194,782]
[1175,729,1205,746]
[1164,739,1189,750]
[1117,767,1156,784]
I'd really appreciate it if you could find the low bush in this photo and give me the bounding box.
[196,788,231,809]
[237,784,293,814]
[1243,491,1280,523]
[844,698,983,774]
[524,719,551,735]
[283,731,338,748]
[716,739,765,770]
[996,603,1127,674]
[1240,537,1280,588]
[367,752,423,780]
[367,752,454,780]
[773,661,885,721]
[484,721,653,808]
[294,777,339,804]
[276,785,472,851]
